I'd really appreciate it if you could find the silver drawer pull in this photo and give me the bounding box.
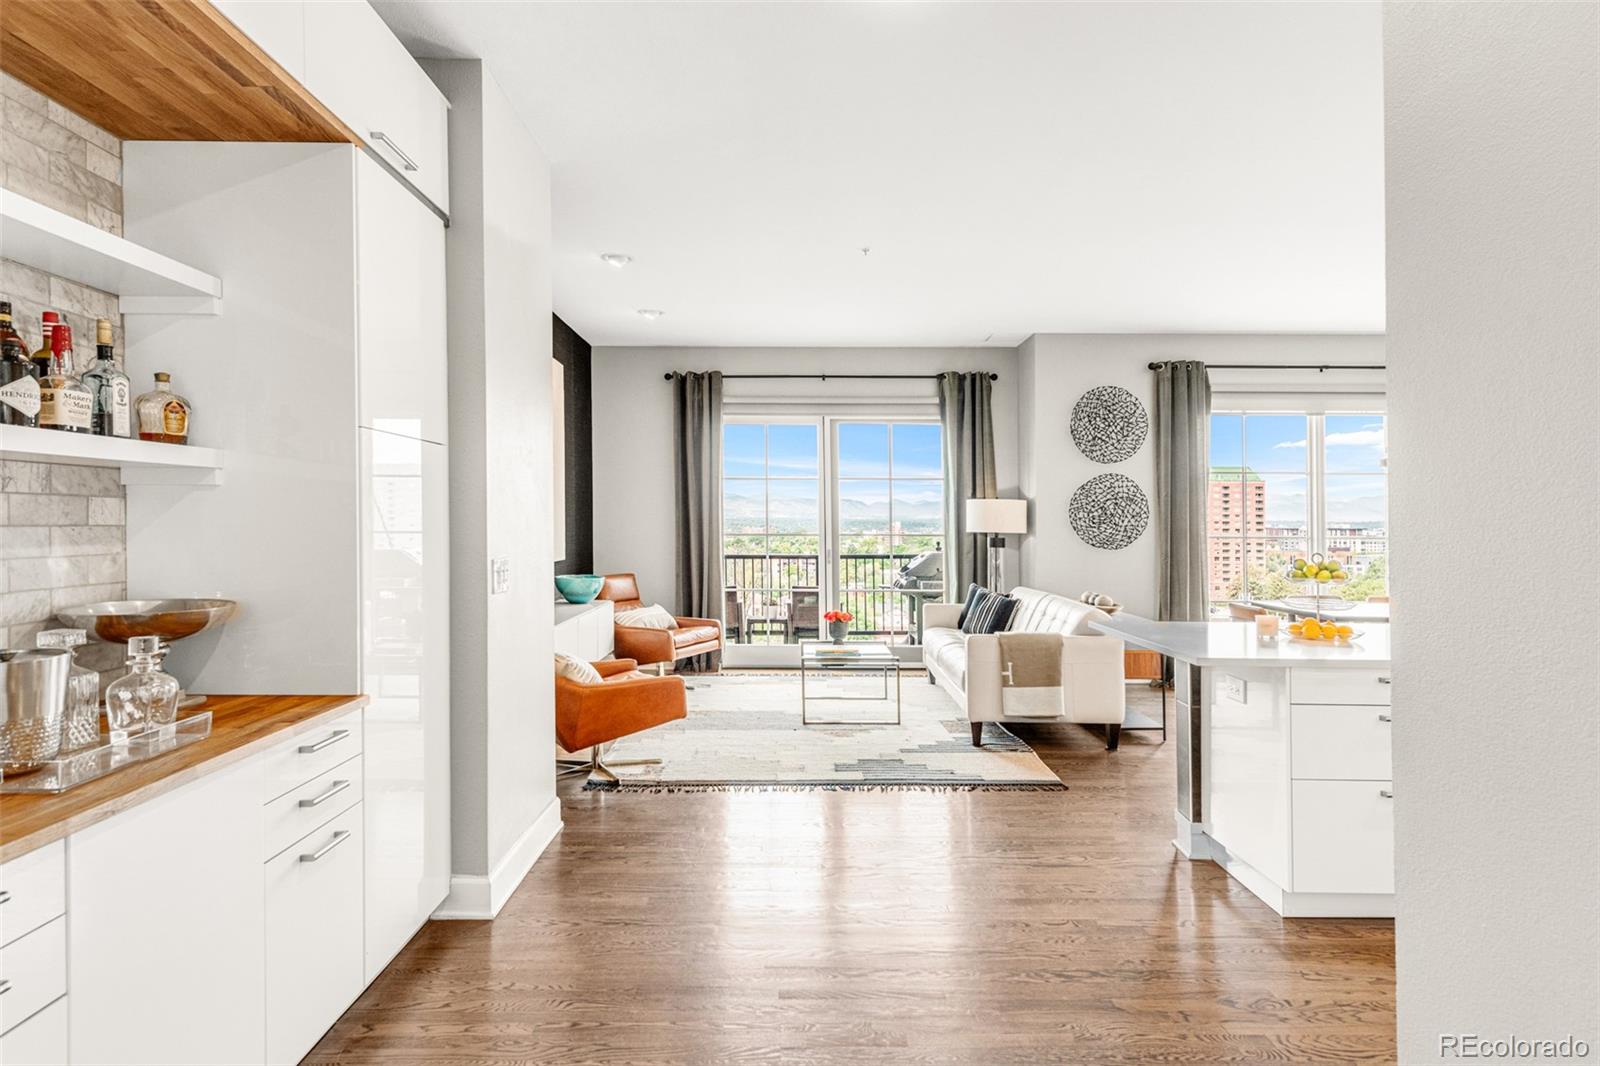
[298,779,352,808]
[299,829,352,863]
[1379,789,1393,799]
[0,889,11,905]
[298,729,350,755]
[369,131,419,172]
[1378,714,1392,723]
[0,979,11,995]
[1377,676,1392,685]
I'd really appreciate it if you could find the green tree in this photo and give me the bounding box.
[1338,557,1388,601]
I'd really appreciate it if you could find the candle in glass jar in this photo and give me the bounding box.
[1254,613,1280,639]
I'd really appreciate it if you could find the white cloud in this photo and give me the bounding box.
[1273,426,1386,450]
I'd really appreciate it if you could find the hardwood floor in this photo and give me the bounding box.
[307,685,1395,1065]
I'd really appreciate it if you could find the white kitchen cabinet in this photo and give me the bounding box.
[0,918,65,1039]
[263,754,364,861]
[1290,703,1393,781]
[0,994,66,1065]
[357,151,448,444]
[125,143,450,989]
[361,429,450,980]
[303,0,449,213]
[265,807,365,1066]
[0,840,65,950]
[1292,780,1396,895]
[213,0,306,81]
[67,759,266,1066]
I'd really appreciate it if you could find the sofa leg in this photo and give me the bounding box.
[971,722,984,747]
[1106,724,1121,752]
[927,671,937,685]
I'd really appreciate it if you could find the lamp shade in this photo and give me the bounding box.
[965,498,1029,535]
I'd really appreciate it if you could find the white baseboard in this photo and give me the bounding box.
[433,797,563,920]
[1210,839,1394,919]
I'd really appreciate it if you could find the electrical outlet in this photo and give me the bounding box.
[490,557,511,595]
[1219,674,1248,704]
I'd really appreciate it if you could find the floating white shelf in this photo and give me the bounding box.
[0,425,224,485]
[0,188,223,315]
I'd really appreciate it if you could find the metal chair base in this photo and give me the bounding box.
[557,745,662,787]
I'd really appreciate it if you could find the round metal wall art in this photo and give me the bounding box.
[1069,473,1150,550]
[1070,386,1149,464]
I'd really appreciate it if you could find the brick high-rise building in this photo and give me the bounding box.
[1208,467,1266,599]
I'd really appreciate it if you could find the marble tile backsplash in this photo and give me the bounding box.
[1,72,128,655]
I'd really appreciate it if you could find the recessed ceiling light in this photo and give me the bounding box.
[636,309,664,320]
[600,253,632,268]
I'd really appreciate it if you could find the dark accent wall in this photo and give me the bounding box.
[552,315,594,575]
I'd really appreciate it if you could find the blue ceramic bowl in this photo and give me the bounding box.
[555,574,605,604]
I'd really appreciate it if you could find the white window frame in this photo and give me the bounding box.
[1208,397,1388,604]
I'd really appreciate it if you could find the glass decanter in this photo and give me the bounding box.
[105,636,180,743]
[36,629,102,751]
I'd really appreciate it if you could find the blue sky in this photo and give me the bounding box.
[1210,413,1388,526]
[724,422,944,533]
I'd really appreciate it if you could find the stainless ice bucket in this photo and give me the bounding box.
[1,648,72,775]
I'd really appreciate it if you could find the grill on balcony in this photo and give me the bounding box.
[723,554,932,645]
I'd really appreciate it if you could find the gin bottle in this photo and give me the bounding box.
[81,318,132,438]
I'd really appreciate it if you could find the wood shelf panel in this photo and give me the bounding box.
[0,0,356,143]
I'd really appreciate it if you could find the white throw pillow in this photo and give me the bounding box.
[615,604,678,629]
[554,653,603,685]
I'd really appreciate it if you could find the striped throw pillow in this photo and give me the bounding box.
[961,588,1019,635]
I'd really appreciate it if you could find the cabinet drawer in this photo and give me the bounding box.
[265,806,364,1066]
[0,993,65,1063]
[0,842,65,949]
[1291,704,1393,780]
[260,709,363,803]
[0,917,66,1037]
[1291,667,1391,706]
[263,754,364,861]
[1291,780,1395,895]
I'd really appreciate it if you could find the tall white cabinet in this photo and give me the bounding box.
[121,141,450,1014]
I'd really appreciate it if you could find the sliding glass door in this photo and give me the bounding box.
[721,416,944,662]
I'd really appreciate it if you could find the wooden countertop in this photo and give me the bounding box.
[1,694,366,865]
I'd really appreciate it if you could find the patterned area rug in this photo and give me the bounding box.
[594,671,1066,792]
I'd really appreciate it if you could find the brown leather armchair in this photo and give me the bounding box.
[598,573,723,672]
[556,658,686,786]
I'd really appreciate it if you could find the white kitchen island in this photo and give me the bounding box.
[1090,617,1394,918]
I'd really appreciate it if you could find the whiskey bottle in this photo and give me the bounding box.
[81,318,132,438]
[38,323,94,433]
[30,310,59,379]
[0,301,38,427]
[134,372,191,444]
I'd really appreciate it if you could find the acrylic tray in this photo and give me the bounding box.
[0,712,213,794]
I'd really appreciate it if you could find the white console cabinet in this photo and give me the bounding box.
[553,600,614,662]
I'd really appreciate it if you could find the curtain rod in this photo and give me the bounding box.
[663,372,998,381]
[1147,362,1386,372]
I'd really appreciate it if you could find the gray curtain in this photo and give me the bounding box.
[938,371,998,597]
[672,371,723,671]
[1154,361,1212,622]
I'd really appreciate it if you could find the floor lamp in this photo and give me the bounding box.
[965,498,1029,593]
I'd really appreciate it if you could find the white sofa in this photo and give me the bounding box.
[922,587,1128,750]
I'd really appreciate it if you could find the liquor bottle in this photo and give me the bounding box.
[0,300,38,427]
[134,372,191,444]
[81,318,132,438]
[30,310,59,379]
[105,635,180,743]
[37,323,93,434]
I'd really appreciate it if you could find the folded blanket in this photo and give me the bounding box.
[997,632,1065,718]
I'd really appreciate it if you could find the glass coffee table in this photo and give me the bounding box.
[799,640,901,725]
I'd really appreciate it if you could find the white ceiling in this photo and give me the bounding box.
[375,1,1385,348]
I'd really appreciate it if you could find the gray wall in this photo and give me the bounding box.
[428,59,559,892]
[1018,333,1385,616]
[589,346,1020,608]
[1386,3,1599,1060]
[0,71,127,665]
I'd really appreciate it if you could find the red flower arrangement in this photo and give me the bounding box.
[823,610,853,623]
